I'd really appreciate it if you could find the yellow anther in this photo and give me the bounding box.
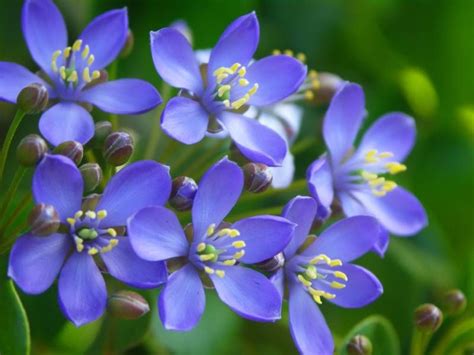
[74,237,84,252]
[233,250,245,259]
[81,45,90,59]
[364,149,379,163]
[204,266,215,274]
[216,73,228,84]
[310,254,331,265]
[305,265,317,280]
[216,270,225,278]
[72,39,83,52]
[59,66,66,80]
[334,271,348,281]
[283,49,294,57]
[237,66,246,77]
[329,259,342,267]
[309,70,318,79]
[85,211,96,219]
[297,274,312,287]
[199,254,215,261]
[238,78,249,86]
[82,67,91,83]
[213,67,233,77]
[248,83,259,96]
[196,243,206,253]
[229,229,240,238]
[74,211,83,219]
[67,70,78,83]
[109,239,119,247]
[67,218,76,226]
[232,241,246,249]
[217,228,230,237]
[231,96,249,110]
[100,245,112,253]
[51,50,62,72]
[382,181,397,192]
[91,70,101,80]
[372,189,387,197]
[379,151,394,159]
[385,162,407,174]
[323,292,336,300]
[88,247,98,255]
[308,288,324,304]
[63,47,71,58]
[223,99,230,108]
[330,281,346,289]
[87,54,95,66]
[296,52,306,62]
[361,171,378,181]
[272,49,281,55]
[206,224,216,237]
[304,90,315,101]
[368,177,385,187]
[97,210,107,220]
[230,63,240,72]
[311,79,320,90]
[223,259,237,266]
[107,228,117,237]
[312,295,322,304]
[217,85,231,97]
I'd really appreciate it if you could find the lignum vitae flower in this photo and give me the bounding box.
[307,82,427,254]
[150,12,307,166]
[128,157,296,330]
[0,0,161,146]
[8,154,171,326]
[272,196,383,354]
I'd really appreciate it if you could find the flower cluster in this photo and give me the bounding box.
[0,2,428,354]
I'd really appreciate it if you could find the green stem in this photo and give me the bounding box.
[0,167,27,227]
[144,84,171,160]
[0,110,26,185]
[240,179,307,204]
[181,139,229,177]
[410,329,431,355]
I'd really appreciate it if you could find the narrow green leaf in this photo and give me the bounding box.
[432,318,474,355]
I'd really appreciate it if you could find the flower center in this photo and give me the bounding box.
[194,223,246,278]
[296,253,348,304]
[212,63,259,110]
[50,40,101,86]
[66,209,119,255]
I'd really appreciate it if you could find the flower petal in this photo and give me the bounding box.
[160,96,209,144]
[211,266,282,322]
[231,215,295,264]
[101,237,167,288]
[39,103,95,146]
[270,153,295,189]
[80,79,161,115]
[22,0,67,76]
[270,268,285,300]
[220,111,288,166]
[235,55,306,107]
[150,28,202,94]
[192,157,243,241]
[128,206,189,261]
[323,83,365,165]
[326,264,383,308]
[353,187,428,236]
[288,283,334,355]
[8,233,70,294]
[79,8,128,70]
[159,264,205,331]
[282,196,318,258]
[373,228,390,257]
[0,62,49,103]
[58,252,107,326]
[306,155,334,220]
[208,13,259,85]
[97,161,171,228]
[33,154,83,221]
[357,112,416,162]
[302,216,382,262]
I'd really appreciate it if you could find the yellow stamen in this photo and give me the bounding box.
[231,96,249,110]
[91,70,101,80]
[223,259,237,266]
[272,49,281,55]
[385,162,407,174]
[67,218,76,226]
[305,265,317,280]
[197,242,206,252]
[323,292,336,300]
[296,52,306,62]
[215,270,225,278]
[229,229,240,238]
[82,67,91,83]
[59,66,66,80]
[283,49,294,56]
[74,211,83,219]
[330,281,346,289]
[109,239,119,247]
[361,171,378,181]
[217,85,231,97]
[309,70,318,79]
[379,151,394,159]
[63,47,71,58]
[87,55,95,66]
[97,210,107,220]
[216,73,229,84]
[334,271,348,281]
[207,224,216,237]
[233,250,245,259]
[88,247,98,255]
[304,90,314,101]
[237,66,246,77]
[67,70,78,83]
[223,99,230,108]
[72,39,83,52]
[248,83,259,95]
[238,78,249,86]
[107,228,117,237]
[232,241,246,249]
[382,181,397,192]
[372,190,387,197]
[329,259,342,267]
[204,266,215,274]
[51,50,62,72]
[199,254,215,261]
[368,177,385,187]
[85,211,96,219]
[81,45,90,59]
[297,274,312,287]
[364,149,379,163]
[310,254,331,264]
[230,63,240,72]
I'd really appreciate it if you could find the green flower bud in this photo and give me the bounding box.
[17,83,49,114]
[80,163,103,192]
[16,134,48,166]
[170,176,198,211]
[313,72,344,105]
[92,121,113,147]
[120,29,134,58]
[414,303,443,333]
[441,289,467,316]
[103,132,134,166]
[347,335,373,355]
[82,193,101,212]
[108,290,150,320]
[243,163,273,193]
[53,141,83,165]
[28,203,60,236]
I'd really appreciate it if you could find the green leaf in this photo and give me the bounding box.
[337,315,400,355]
[432,318,474,355]
[53,318,103,354]
[399,67,438,120]
[0,256,30,355]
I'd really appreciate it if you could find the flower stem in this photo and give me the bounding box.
[181,139,229,177]
[0,166,27,227]
[0,109,26,185]
[410,328,431,355]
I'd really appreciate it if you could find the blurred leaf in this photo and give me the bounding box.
[53,318,103,354]
[399,67,439,120]
[456,105,474,139]
[337,315,400,355]
[0,256,30,355]
[432,318,474,355]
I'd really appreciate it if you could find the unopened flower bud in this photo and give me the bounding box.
[314,72,344,105]
[93,121,113,147]
[82,193,101,212]
[414,303,443,333]
[103,132,134,166]
[256,252,285,272]
[120,29,134,58]
[441,289,467,316]
[108,290,150,320]
[16,134,48,166]
[17,83,49,113]
[28,203,60,236]
[243,163,273,193]
[53,141,83,165]
[80,163,102,192]
[169,176,198,211]
[347,335,373,355]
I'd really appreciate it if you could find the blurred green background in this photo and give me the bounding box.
[0,0,473,354]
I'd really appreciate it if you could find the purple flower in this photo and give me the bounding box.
[0,0,161,146]
[272,196,383,355]
[128,157,296,330]
[8,154,171,326]
[307,83,427,254]
[150,12,307,166]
